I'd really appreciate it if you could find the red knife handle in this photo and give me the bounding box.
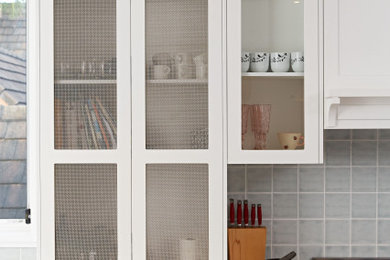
[244,200,249,226]
[257,204,262,226]
[229,199,235,226]
[237,200,242,227]
[251,204,256,226]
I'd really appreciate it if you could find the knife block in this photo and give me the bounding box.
[228,227,267,260]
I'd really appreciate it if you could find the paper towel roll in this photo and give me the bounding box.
[180,238,197,260]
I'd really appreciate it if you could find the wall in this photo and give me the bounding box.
[228,129,390,260]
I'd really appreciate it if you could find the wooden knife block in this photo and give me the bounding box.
[228,227,267,260]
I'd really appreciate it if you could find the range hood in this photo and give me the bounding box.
[325,88,390,129]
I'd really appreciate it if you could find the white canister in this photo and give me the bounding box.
[175,53,193,65]
[177,64,193,79]
[180,238,197,260]
[241,52,250,72]
[250,52,269,72]
[270,52,290,72]
[153,65,171,80]
[291,51,304,72]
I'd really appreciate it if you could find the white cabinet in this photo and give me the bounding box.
[131,0,225,259]
[324,0,390,128]
[40,0,131,258]
[227,0,323,164]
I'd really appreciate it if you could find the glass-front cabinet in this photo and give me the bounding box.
[227,0,323,164]
[131,0,224,259]
[40,0,131,259]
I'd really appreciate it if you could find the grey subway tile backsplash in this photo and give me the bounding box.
[325,129,351,140]
[378,193,390,218]
[325,194,350,218]
[246,166,272,192]
[377,220,390,244]
[378,246,390,257]
[325,167,350,192]
[351,220,376,244]
[325,141,351,166]
[325,220,349,244]
[299,220,323,244]
[299,194,323,219]
[352,141,377,166]
[273,167,297,192]
[299,168,323,192]
[352,193,376,218]
[273,194,297,219]
[272,220,297,244]
[352,129,377,140]
[325,246,350,257]
[227,130,390,260]
[378,167,390,192]
[352,167,376,192]
[299,246,323,260]
[379,141,390,166]
[351,246,376,257]
[379,129,390,140]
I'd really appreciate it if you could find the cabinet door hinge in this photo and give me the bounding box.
[25,208,31,224]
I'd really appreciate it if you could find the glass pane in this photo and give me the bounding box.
[54,0,117,149]
[146,164,209,259]
[0,0,27,219]
[241,0,304,150]
[55,164,117,259]
[145,0,208,149]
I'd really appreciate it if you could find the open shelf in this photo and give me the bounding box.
[147,79,208,85]
[55,79,117,85]
[242,72,304,79]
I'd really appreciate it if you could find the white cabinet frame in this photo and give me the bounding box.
[227,0,323,164]
[130,0,225,259]
[39,0,132,258]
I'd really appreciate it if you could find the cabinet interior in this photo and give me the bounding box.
[241,0,305,150]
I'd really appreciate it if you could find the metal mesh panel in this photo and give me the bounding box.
[54,0,117,150]
[145,0,209,149]
[55,164,117,260]
[54,85,117,149]
[54,0,116,80]
[146,164,209,260]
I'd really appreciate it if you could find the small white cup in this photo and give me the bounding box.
[250,52,269,72]
[270,52,290,72]
[177,64,193,79]
[291,52,304,72]
[153,65,170,79]
[196,64,208,79]
[241,52,250,72]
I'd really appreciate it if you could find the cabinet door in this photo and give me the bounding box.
[40,0,131,259]
[131,0,225,259]
[324,0,390,95]
[227,0,322,164]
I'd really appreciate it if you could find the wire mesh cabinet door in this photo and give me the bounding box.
[131,0,225,259]
[40,0,131,259]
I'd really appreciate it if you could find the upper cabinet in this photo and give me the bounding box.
[227,0,323,164]
[131,0,224,259]
[324,0,390,128]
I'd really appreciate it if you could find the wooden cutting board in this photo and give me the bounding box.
[228,227,267,260]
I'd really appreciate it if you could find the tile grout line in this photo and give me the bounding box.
[349,129,353,257]
[376,129,379,257]
[323,160,326,257]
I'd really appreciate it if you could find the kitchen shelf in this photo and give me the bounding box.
[242,72,304,79]
[54,79,117,85]
[147,79,208,85]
